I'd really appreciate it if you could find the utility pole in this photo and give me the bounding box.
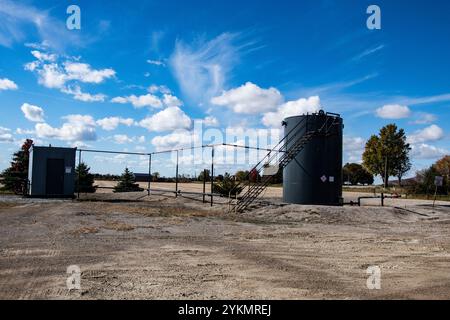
[147,154,152,196]
[77,149,81,199]
[384,156,388,189]
[202,169,206,203]
[175,150,179,197]
[211,147,214,207]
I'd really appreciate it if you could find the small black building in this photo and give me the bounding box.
[28,146,77,197]
[134,173,150,182]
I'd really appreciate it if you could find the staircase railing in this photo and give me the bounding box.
[229,112,339,213]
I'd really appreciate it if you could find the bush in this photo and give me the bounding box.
[213,173,243,197]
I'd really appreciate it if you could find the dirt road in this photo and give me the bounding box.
[0,193,449,299]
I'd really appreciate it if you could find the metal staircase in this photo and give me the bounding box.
[229,112,339,213]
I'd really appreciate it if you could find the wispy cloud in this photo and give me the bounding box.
[400,93,450,106]
[351,44,385,61]
[170,32,242,107]
[0,0,83,50]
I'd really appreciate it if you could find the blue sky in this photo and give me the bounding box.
[0,0,449,178]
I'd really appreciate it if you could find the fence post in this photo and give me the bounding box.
[433,185,438,208]
[202,169,206,203]
[175,150,179,197]
[148,154,152,196]
[211,147,214,207]
[77,149,81,199]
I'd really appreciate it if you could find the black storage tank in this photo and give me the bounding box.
[282,111,343,205]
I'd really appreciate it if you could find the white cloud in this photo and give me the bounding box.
[139,107,192,132]
[33,61,115,89]
[70,141,91,148]
[113,134,134,144]
[21,103,44,122]
[61,86,106,102]
[148,84,171,94]
[375,104,411,119]
[343,136,366,163]
[24,52,114,102]
[96,117,135,131]
[147,59,165,66]
[24,61,39,71]
[63,62,116,84]
[411,112,437,125]
[35,114,96,141]
[111,94,163,108]
[0,78,18,90]
[15,128,35,135]
[203,116,219,127]
[36,63,66,88]
[162,94,183,108]
[211,82,283,114]
[0,126,13,143]
[170,32,239,106]
[31,50,56,62]
[151,130,199,151]
[411,143,448,160]
[262,96,321,127]
[407,125,444,144]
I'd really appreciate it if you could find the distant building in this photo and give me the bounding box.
[133,173,150,182]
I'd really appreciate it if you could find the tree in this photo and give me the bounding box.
[235,170,249,182]
[434,155,450,193]
[414,166,447,195]
[213,173,243,197]
[0,139,33,194]
[392,147,412,186]
[342,163,374,185]
[75,163,96,193]
[198,169,210,182]
[113,168,144,193]
[151,172,160,182]
[362,124,411,188]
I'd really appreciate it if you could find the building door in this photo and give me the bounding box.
[46,159,65,195]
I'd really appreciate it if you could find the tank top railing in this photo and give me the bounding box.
[229,111,339,213]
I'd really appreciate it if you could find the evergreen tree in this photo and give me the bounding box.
[0,139,33,194]
[113,168,144,193]
[75,162,96,193]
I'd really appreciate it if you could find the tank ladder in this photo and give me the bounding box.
[229,112,338,213]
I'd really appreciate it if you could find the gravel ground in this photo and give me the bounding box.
[0,190,449,300]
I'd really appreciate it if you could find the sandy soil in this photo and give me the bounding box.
[0,187,449,299]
